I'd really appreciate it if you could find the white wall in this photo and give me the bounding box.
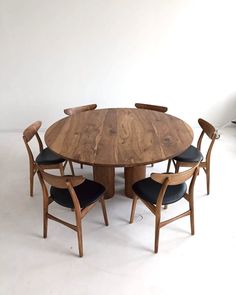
[1,0,236,131]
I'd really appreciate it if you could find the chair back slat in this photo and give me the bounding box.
[135,103,168,113]
[38,168,85,188]
[198,118,216,139]
[23,121,42,142]
[64,104,97,115]
[151,163,199,186]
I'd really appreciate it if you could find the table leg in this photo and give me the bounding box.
[124,166,146,198]
[93,166,115,199]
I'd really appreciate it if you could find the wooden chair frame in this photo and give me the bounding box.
[135,103,168,113]
[37,168,109,257]
[64,104,97,116]
[167,118,217,195]
[130,164,199,253]
[23,121,74,197]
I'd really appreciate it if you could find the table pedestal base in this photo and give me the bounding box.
[93,166,115,199]
[124,165,146,198]
[93,165,146,199]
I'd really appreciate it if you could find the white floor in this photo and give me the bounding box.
[1,126,236,295]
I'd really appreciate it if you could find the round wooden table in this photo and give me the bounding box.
[45,108,193,198]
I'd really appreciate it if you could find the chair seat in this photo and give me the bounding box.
[50,179,105,209]
[173,145,203,162]
[36,148,65,165]
[132,177,187,205]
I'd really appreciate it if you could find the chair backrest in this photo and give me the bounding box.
[197,118,217,162]
[23,121,44,163]
[64,104,97,115]
[198,118,216,139]
[151,163,199,208]
[37,168,85,210]
[135,103,168,113]
[38,169,85,188]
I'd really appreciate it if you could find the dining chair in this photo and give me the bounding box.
[64,103,97,115]
[63,104,97,169]
[166,118,217,195]
[23,121,74,197]
[37,168,109,257]
[135,103,168,113]
[130,163,199,253]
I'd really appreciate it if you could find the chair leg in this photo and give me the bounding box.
[175,162,180,173]
[76,220,83,257]
[154,216,161,253]
[69,160,75,176]
[59,163,64,176]
[43,211,48,238]
[42,193,49,238]
[130,195,138,223]
[29,164,35,197]
[100,197,109,226]
[189,198,195,235]
[166,159,171,173]
[206,167,210,195]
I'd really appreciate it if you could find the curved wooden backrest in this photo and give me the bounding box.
[197,118,217,156]
[135,103,168,113]
[150,164,199,208]
[23,121,42,142]
[38,168,85,188]
[151,163,199,186]
[64,104,97,116]
[198,118,216,139]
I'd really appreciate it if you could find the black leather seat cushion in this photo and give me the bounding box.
[50,179,105,209]
[133,177,187,205]
[36,148,65,165]
[174,145,203,162]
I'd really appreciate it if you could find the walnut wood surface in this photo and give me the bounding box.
[45,108,193,167]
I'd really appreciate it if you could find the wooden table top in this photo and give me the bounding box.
[45,108,193,167]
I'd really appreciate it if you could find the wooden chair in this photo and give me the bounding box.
[64,104,97,169]
[64,103,97,115]
[167,118,217,195]
[37,168,109,257]
[23,121,74,197]
[135,103,168,113]
[130,163,199,253]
